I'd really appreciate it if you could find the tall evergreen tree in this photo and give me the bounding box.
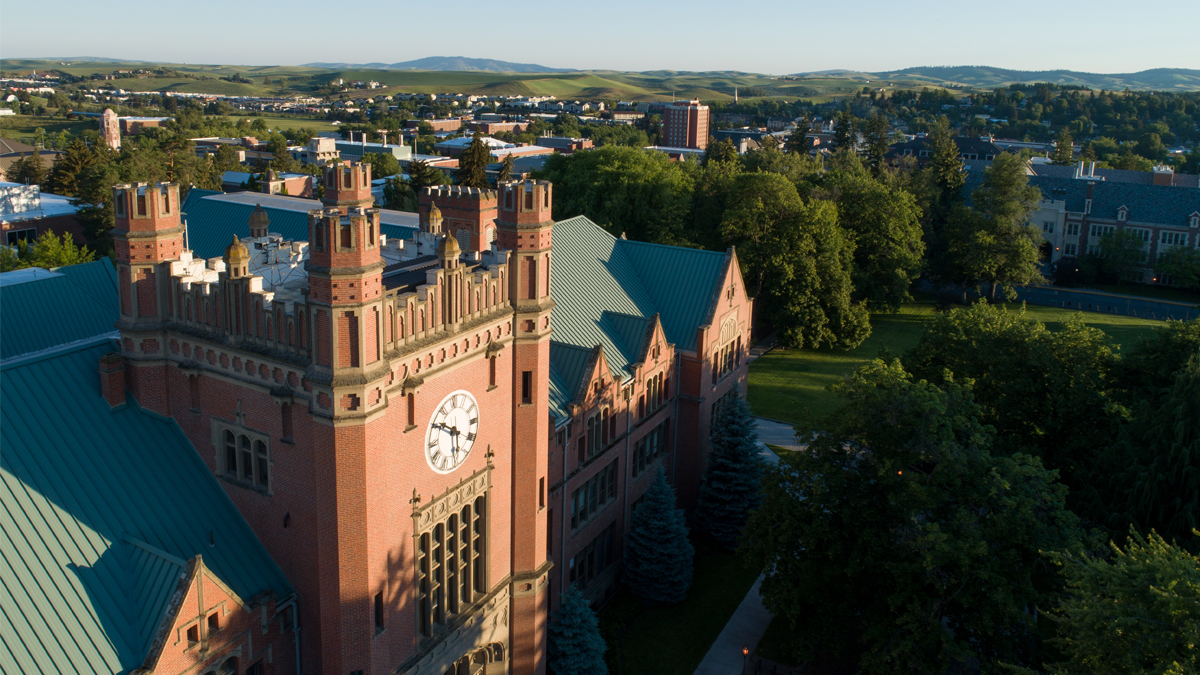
[408,158,446,192]
[863,114,890,175]
[785,117,810,155]
[1051,127,1075,165]
[832,112,855,151]
[8,152,48,187]
[46,138,97,196]
[548,585,608,675]
[497,153,515,183]
[926,117,965,207]
[455,132,491,188]
[694,394,763,548]
[623,467,694,604]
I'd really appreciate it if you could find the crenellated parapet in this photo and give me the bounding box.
[419,185,500,252]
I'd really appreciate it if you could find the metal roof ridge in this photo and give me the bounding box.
[0,332,118,370]
[616,237,727,257]
[121,534,187,568]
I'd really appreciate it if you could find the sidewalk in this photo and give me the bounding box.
[692,576,773,675]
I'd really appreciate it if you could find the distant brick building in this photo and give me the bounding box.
[407,117,471,133]
[662,99,710,150]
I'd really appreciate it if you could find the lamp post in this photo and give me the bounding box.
[742,645,749,675]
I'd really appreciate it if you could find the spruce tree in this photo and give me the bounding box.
[694,394,763,548]
[548,584,608,675]
[623,466,694,603]
[455,132,491,188]
[1052,127,1075,165]
[497,153,515,183]
[785,117,809,155]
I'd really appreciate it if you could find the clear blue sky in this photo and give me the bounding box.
[3,0,1198,74]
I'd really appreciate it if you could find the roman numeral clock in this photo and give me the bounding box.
[425,390,480,474]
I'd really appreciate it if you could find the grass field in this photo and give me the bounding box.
[747,299,1166,426]
[599,536,760,675]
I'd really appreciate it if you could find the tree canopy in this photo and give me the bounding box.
[742,359,1083,673]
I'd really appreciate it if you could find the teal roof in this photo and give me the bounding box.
[0,259,119,362]
[0,339,294,675]
[549,343,594,419]
[548,216,729,420]
[180,191,415,260]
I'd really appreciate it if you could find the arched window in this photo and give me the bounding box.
[216,421,271,492]
[224,430,237,476]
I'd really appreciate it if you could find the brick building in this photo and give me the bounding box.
[662,99,710,150]
[4,158,752,675]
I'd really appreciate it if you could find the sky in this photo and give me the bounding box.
[3,0,1198,74]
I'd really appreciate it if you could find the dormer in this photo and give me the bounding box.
[1190,212,1199,229]
[1117,205,1128,222]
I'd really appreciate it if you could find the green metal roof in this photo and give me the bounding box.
[0,259,119,362]
[181,190,415,260]
[549,343,594,419]
[547,216,729,421]
[0,339,294,674]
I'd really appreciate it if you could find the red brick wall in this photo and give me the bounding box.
[153,566,295,675]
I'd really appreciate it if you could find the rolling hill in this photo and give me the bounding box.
[793,66,1200,91]
[303,56,571,73]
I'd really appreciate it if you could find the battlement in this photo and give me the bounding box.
[497,179,553,228]
[321,161,373,212]
[419,184,499,206]
[113,182,182,234]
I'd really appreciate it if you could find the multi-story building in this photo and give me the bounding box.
[974,162,1200,284]
[662,99,710,150]
[32,159,753,675]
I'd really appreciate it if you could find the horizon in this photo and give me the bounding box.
[3,0,1198,74]
[3,56,1200,77]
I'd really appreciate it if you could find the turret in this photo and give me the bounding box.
[113,182,184,322]
[305,207,385,374]
[248,204,270,238]
[500,178,555,675]
[321,160,373,213]
[111,182,185,416]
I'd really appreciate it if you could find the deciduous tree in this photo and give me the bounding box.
[824,170,925,311]
[742,360,1083,673]
[902,302,1119,488]
[1042,530,1200,674]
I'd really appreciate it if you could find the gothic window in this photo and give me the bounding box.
[415,472,488,638]
[214,418,271,492]
[570,460,618,529]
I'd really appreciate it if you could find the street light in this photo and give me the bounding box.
[742,645,749,675]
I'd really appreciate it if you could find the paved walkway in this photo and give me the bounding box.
[747,332,778,364]
[753,417,801,455]
[693,576,773,675]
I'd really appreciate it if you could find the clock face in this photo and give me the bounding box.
[425,390,480,474]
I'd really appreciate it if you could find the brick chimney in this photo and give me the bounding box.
[99,352,126,408]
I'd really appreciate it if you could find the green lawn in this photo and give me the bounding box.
[599,537,760,675]
[747,299,1166,426]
